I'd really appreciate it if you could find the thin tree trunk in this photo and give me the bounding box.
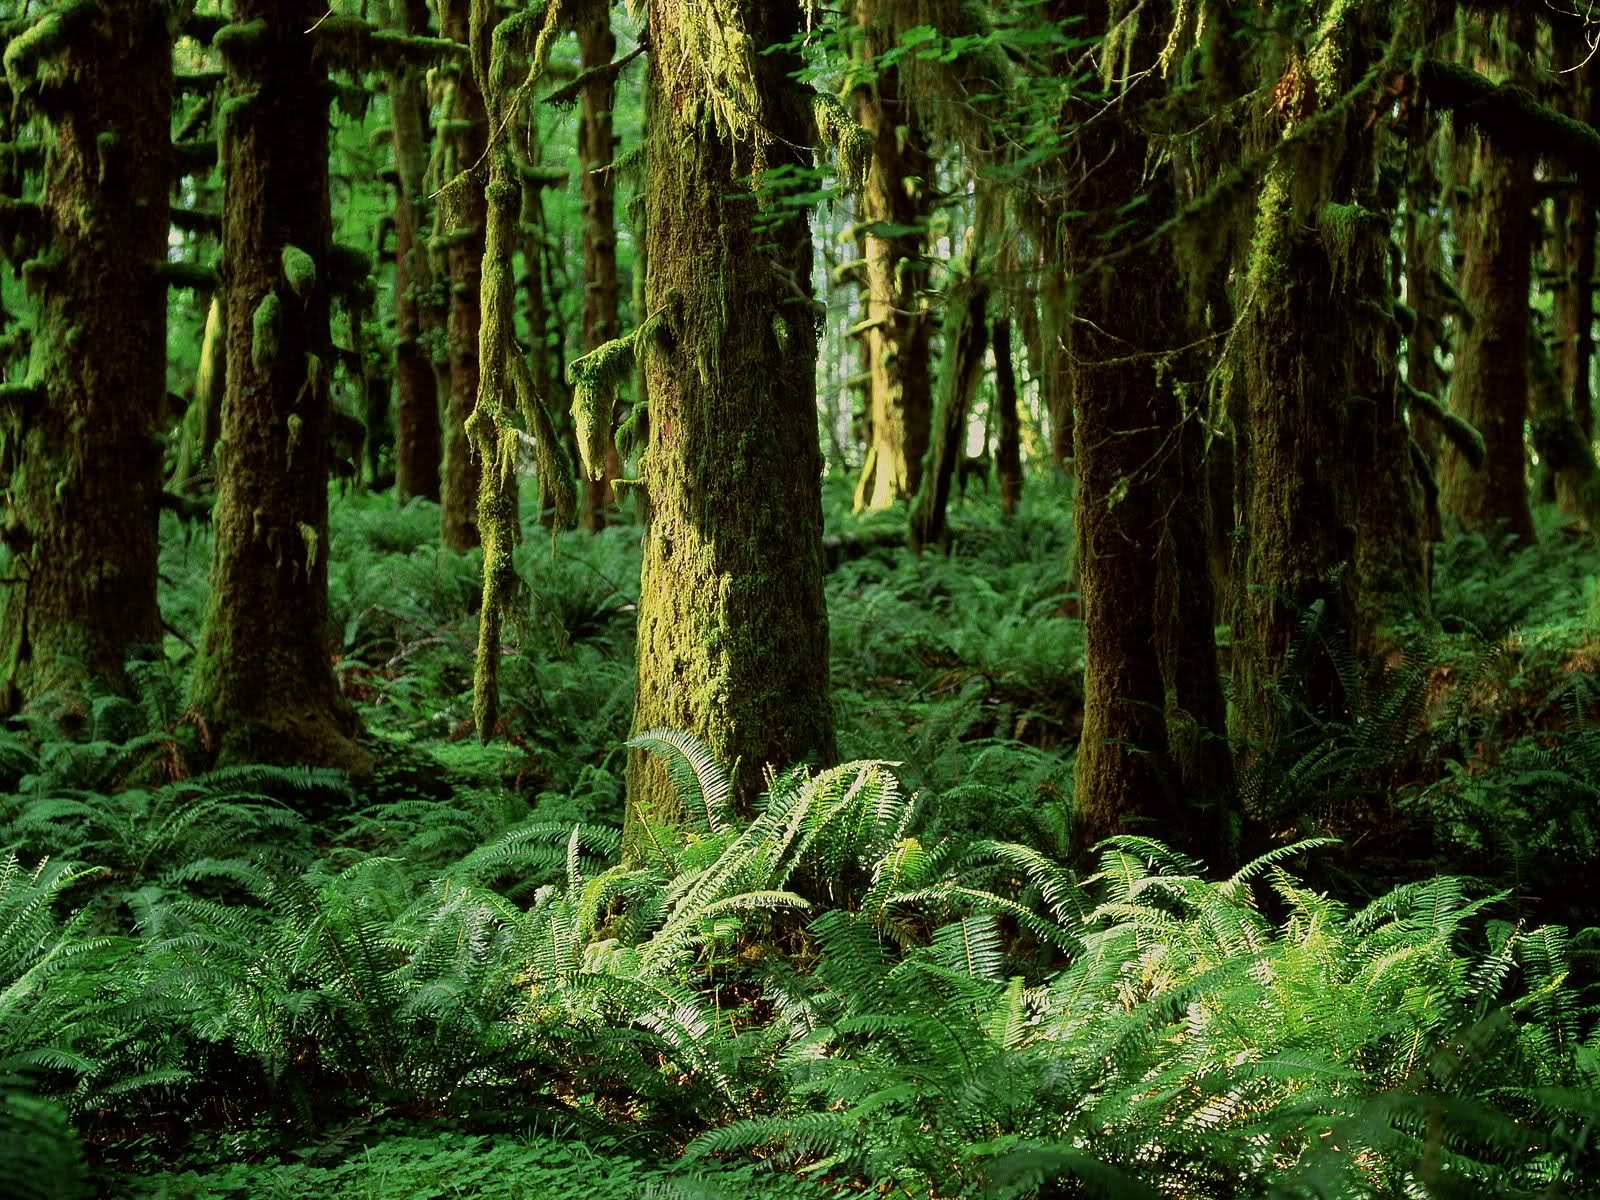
[856,0,932,509]
[625,0,836,857]
[909,236,989,552]
[437,0,487,549]
[578,7,622,530]
[189,1,366,775]
[994,315,1022,515]
[388,0,443,502]
[0,0,170,714]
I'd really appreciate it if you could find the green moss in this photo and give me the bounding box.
[811,91,870,191]
[213,19,268,62]
[297,520,318,577]
[281,244,317,300]
[1317,201,1384,288]
[569,332,636,481]
[1242,162,1294,300]
[252,291,281,372]
[2,0,93,97]
[285,412,303,463]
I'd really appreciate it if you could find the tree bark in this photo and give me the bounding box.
[855,0,932,509]
[1439,13,1537,545]
[437,0,487,549]
[994,315,1022,515]
[625,0,836,857]
[908,236,988,552]
[0,0,171,714]
[577,7,622,530]
[388,0,443,503]
[189,1,366,775]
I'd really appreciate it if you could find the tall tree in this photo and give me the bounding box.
[385,0,444,503]
[1439,11,1537,545]
[575,1,623,529]
[436,0,488,549]
[624,0,856,854]
[0,0,173,714]
[1062,1,1227,854]
[188,3,365,773]
[853,0,933,510]
[1231,3,1424,759]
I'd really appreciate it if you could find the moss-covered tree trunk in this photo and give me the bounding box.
[387,0,442,503]
[437,0,486,549]
[0,0,171,714]
[1439,15,1536,545]
[577,5,621,530]
[993,314,1022,515]
[1064,6,1190,853]
[188,2,365,774]
[626,0,836,855]
[855,0,932,510]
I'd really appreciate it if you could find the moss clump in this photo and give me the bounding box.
[297,520,318,577]
[811,91,870,191]
[2,0,94,98]
[569,333,635,482]
[251,291,281,372]
[281,244,317,300]
[213,19,269,63]
[285,412,303,464]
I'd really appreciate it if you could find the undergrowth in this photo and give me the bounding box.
[3,487,1597,1197]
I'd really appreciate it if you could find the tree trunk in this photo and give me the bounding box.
[189,1,366,775]
[1440,14,1536,545]
[626,0,836,857]
[0,0,170,715]
[437,0,487,550]
[1064,11,1188,854]
[856,0,932,510]
[388,0,442,503]
[909,246,988,552]
[1553,46,1597,520]
[994,315,1022,515]
[577,7,622,530]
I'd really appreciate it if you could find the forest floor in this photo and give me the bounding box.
[4,476,1598,1198]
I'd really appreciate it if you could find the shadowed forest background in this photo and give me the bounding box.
[1,0,1599,1196]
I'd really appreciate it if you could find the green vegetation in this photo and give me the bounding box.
[1,1,1598,1197]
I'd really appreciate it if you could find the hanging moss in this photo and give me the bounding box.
[251,291,281,371]
[297,521,319,577]
[1420,58,1600,179]
[569,332,635,481]
[2,0,95,98]
[811,91,870,190]
[281,244,317,300]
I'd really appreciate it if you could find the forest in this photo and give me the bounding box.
[0,0,1598,1196]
